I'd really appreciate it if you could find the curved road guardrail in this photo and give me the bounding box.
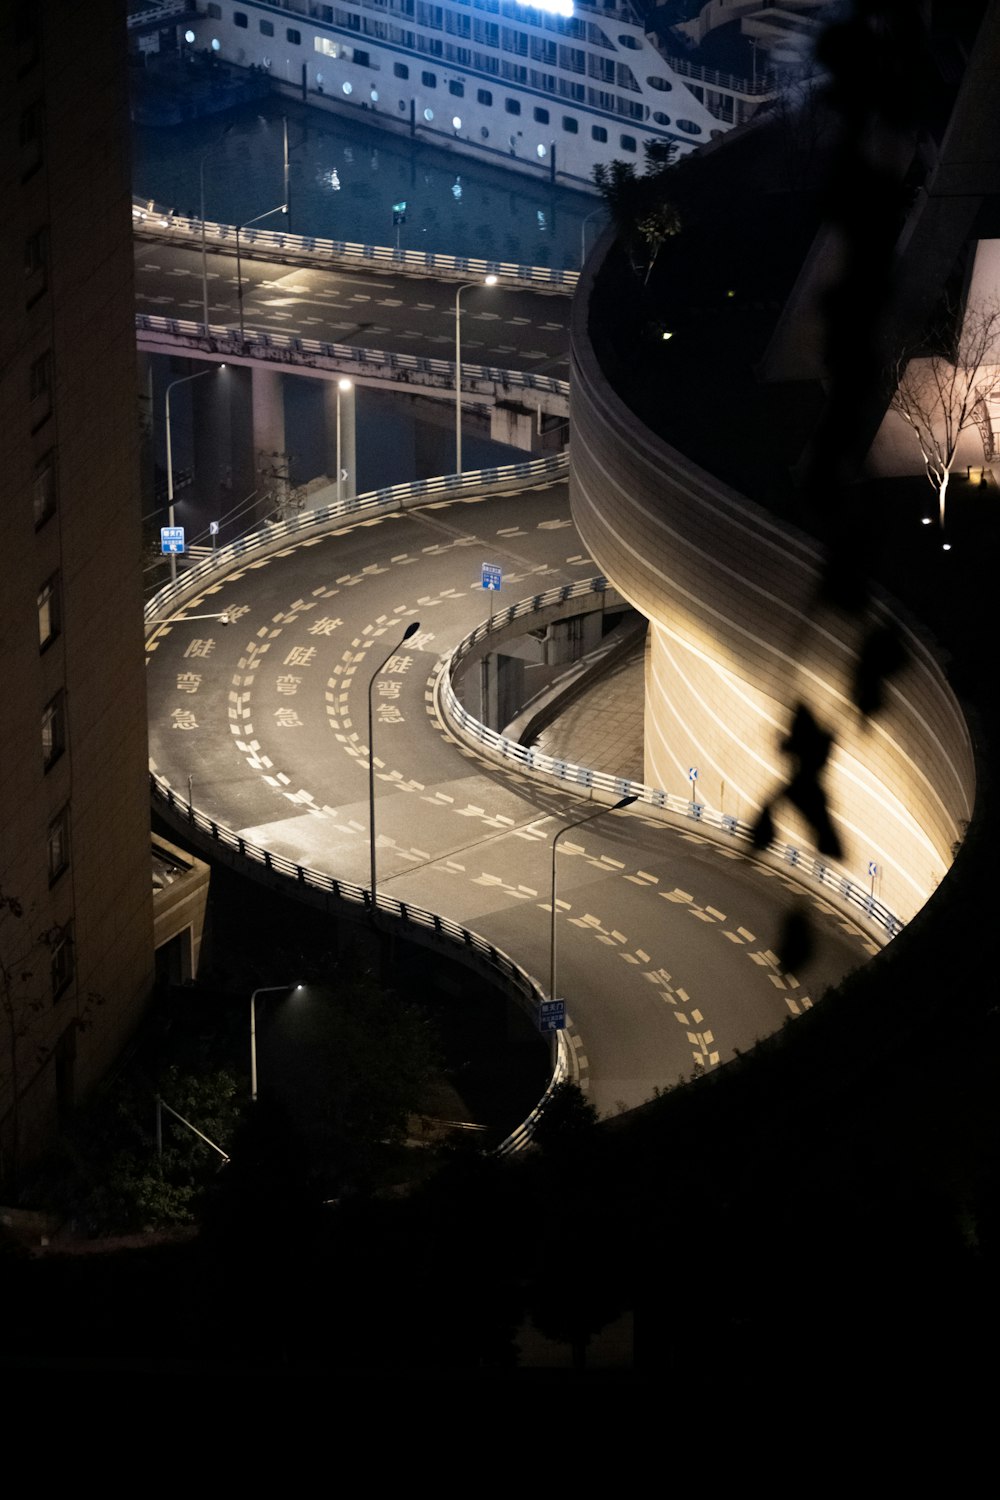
[135,313,571,411]
[145,451,568,614]
[148,773,568,1155]
[133,197,580,293]
[146,453,574,1152]
[437,578,905,942]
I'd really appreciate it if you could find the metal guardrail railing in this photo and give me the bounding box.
[145,453,573,1152]
[148,774,566,1155]
[135,313,570,406]
[143,450,568,612]
[439,578,906,942]
[133,197,580,293]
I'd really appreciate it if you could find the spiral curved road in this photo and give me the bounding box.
[146,475,878,1115]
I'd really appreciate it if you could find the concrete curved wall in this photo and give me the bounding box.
[569,256,976,923]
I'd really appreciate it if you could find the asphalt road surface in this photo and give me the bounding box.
[146,480,877,1116]
[134,241,571,375]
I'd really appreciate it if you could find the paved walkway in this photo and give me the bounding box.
[529,643,646,783]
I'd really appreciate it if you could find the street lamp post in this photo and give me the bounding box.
[165,365,223,585]
[235,203,287,340]
[336,378,352,503]
[250,983,301,1101]
[368,619,421,913]
[455,275,498,475]
[199,125,234,333]
[549,795,637,1003]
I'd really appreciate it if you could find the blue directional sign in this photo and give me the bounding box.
[393,200,407,225]
[160,525,185,555]
[539,999,566,1033]
[688,766,698,782]
[482,563,502,592]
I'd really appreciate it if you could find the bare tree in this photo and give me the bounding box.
[890,299,1000,528]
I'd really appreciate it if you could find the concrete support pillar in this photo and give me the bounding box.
[251,367,286,470]
[490,405,535,452]
[192,364,253,536]
[324,378,357,499]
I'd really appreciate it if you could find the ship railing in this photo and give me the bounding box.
[132,197,580,292]
[661,50,776,97]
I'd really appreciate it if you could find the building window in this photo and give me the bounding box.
[591,125,608,142]
[562,115,578,133]
[48,807,70,885]
[206,2,221,15]
[24,226,48,306]
[533,106,549,124]
[504,97,521,115]
[260,19,274,36]
[394,61,409,78]
[29,350,53,431]
[449,79,464,97]
[42,691,66,771]
[620,133,637,152]
[38,574,60,652]
[234,10,248,26]
[422,70,437,87]
[477,87,493,105]
[676,118,702,135]
[50,922,74,1001]
[34,450,57,529]
[287,28,301,44]
[652,111,671,126]
[353,48,370,66]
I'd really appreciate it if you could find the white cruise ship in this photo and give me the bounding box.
[152,0,781,188]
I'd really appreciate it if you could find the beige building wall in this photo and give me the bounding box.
[570,271,975,925]
[0,4,153,1177]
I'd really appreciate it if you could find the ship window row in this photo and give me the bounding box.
[295,9,660,122]
[345,0,612,53]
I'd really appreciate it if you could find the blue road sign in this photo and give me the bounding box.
[482,563,502,592]
[161,525,185,555]
[539,999,566,1033]
[393,201,407,225]
[688,766,698,781]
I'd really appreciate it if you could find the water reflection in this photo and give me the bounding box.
[133,97,598,268]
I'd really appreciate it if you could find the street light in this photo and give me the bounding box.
[368,619,421,913]
[250,983,302,1101]
[549,795,637,1003]
[235,203,287,339]
[336,378,352,503]
[199,124,234,333]
[165,364,224,585]
[455,275,498,475]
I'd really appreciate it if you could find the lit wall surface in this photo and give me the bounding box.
[569,261,976,925]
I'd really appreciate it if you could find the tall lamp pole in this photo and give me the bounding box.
[165,365,222,585]
[549,795,637,1003]
[455,275,498,475]
[368,619,421,913]
[235,203,287,340]
[199,125,233,333]
[250,983,301,1101]
[336,377,352,503]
